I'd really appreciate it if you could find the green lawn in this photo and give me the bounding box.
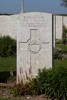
[56,44,67,53]
[54,44,67,67]
[54,58,67,68]
[0,56,67,72]
[0,56,16,72]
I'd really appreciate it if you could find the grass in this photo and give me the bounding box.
[54,58,67,68]
[56,44,67,53]
[0,56,16,72]
[0,54,67,72]
[0,44,66,82]
[54,44,67,67]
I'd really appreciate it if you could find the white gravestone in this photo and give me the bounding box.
[17,12,53,83]
[56,16,63,39]
[53,15,56,48]
[0,15,19,39]
[63,16,67,28]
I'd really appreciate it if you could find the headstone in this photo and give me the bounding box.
[53,15,56,48]
[0,12,53,84]
[63,16,67,28]
[56,16,63,39]
[18,12,53,83]
[0,15,18,39]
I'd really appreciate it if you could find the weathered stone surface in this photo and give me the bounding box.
[56,16,63,39]
[17,12,53,83]
[53,15,67,47]
[0,14,19,39]
[63,16,67,28]
[0,13,67,41]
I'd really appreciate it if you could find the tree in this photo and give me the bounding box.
[61,0,67,7]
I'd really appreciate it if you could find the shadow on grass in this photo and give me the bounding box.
[0,71,16,83]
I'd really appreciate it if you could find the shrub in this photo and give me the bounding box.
[0,72,9,83]
[37,66,67,100]
[36,68,50,94]
[0,36,16,57]
[56,44,67,54]
[62,38,67,45]
[54,47,63,59]
[10,66,67,100]
[10,79,38,96]
[0,71,16,83]
[62,25,67,45]
[24,79,38,95]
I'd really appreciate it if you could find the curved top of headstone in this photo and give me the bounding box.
[0,12,52,18]
[19,12,52,16]
[17,12,52,20]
